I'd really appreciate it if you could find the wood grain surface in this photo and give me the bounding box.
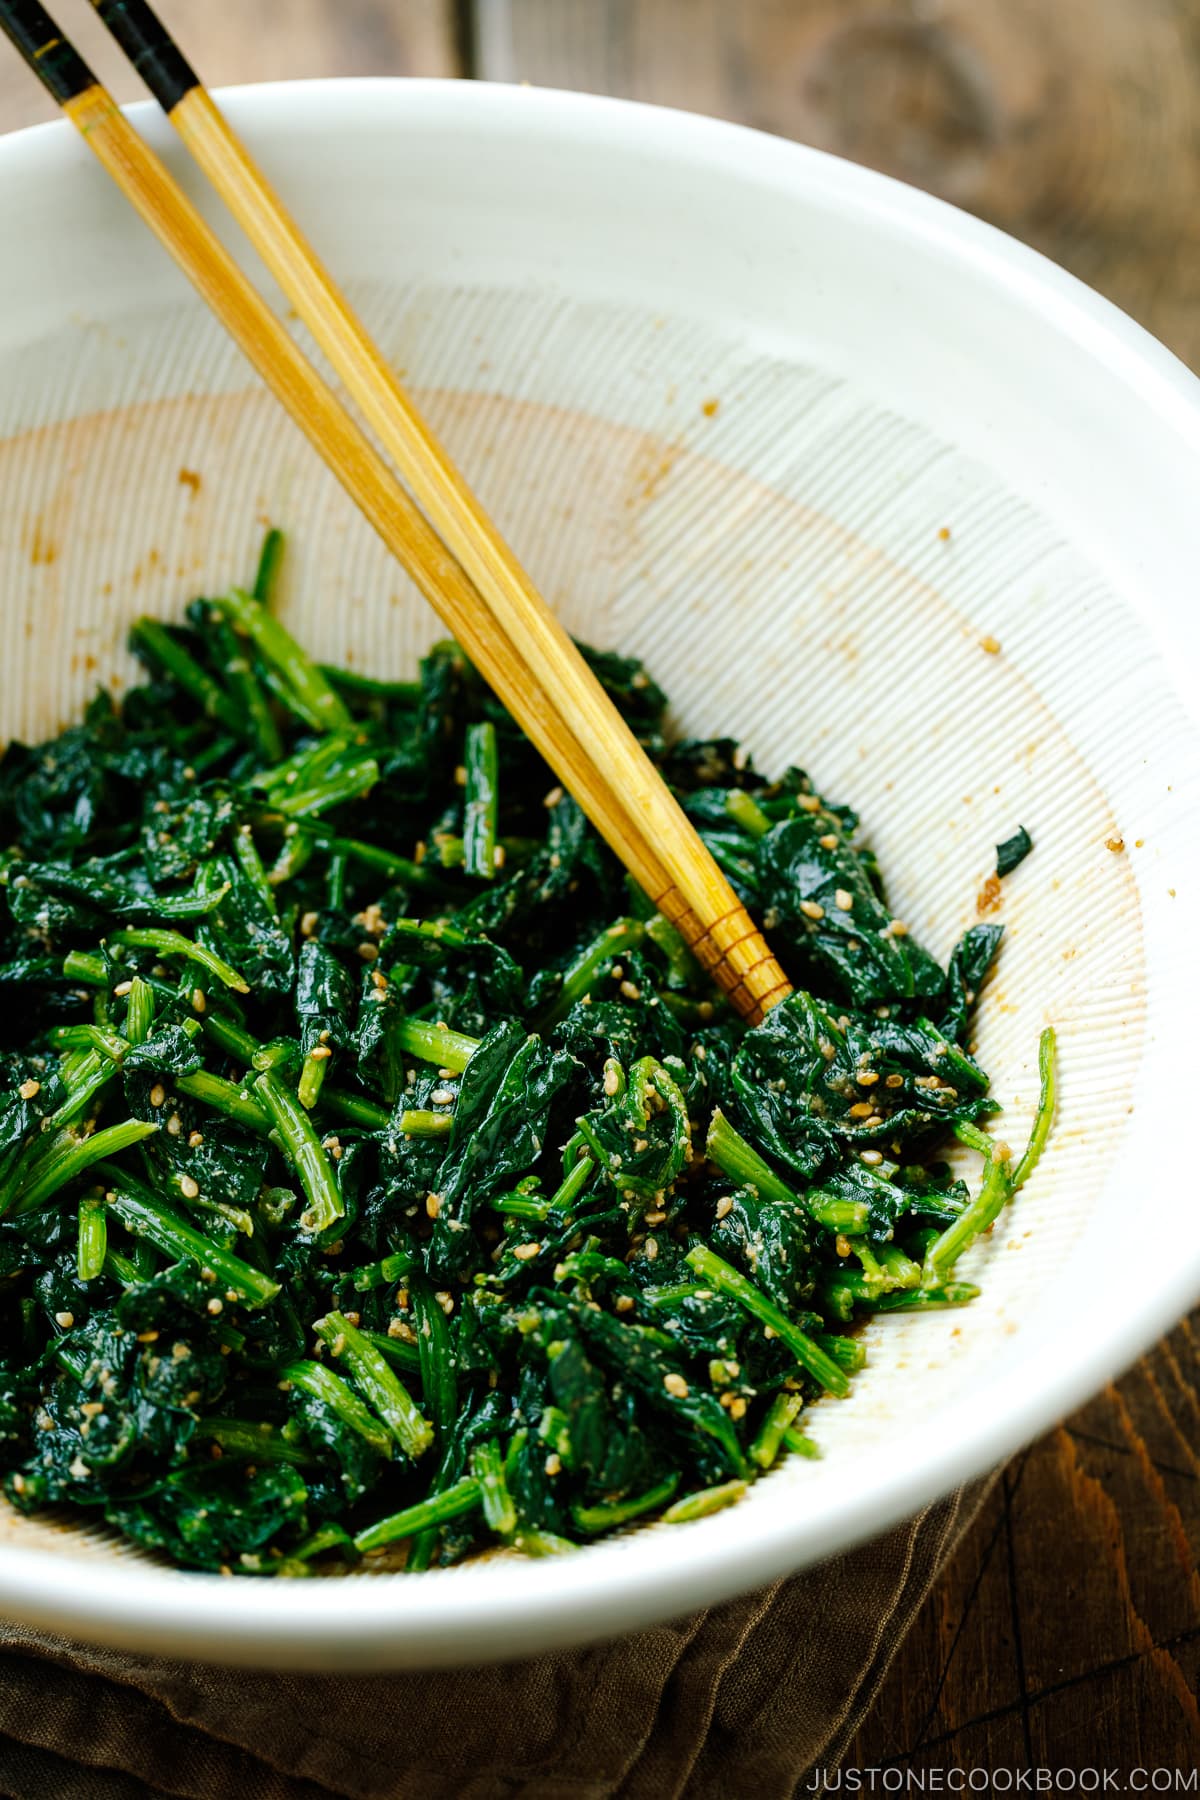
[497,0,1200,372]
[1,0,1197,1778]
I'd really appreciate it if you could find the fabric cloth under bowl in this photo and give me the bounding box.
[0,1480,988,1799]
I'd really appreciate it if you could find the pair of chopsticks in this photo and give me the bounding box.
[0,0,793,1024]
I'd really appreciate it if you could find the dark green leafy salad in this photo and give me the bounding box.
[0,533,1054,1576]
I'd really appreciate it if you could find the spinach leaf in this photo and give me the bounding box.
[996,827,1033,878]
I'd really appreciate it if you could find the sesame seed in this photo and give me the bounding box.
[614,1294,635,1313]
[715,1195,734,1221]
[435,1291,455,1315]
[818,834,839,850]
[834,888,854,912]
[192,987,207,1013]
[979,634,1001,654]
[603,1065,620,1097]
[848,1102,874,1119]
[800,900,824,921]
[544,1453,562,1477]
[645,1237,659,1261]
[493,845,506,870]
[512,1241,542,1261]
[663,1373,689,1398]
[430,1088,455,1106]
[188,1130,204,1147]
[166,1113,183,1136]
[357,942,379,962]
[309,1044,332,1061]
[17,1078,40,1101]
[454,765,467,786]
[136,1329,159,1344]
[54,1311,74,1329]
[645,1210,666,1226]
[797,794,822,812]
[112,980,133,998]
[300,912,319,938]
[729,1396,747,1420]
[859,1150,884,1167]
[889,920,909,937]
[619,979,641,1000]
[179,1174,200,1199]
[149,1084,166,1109]
[543,785,564,808]
[856,1070,879,1087]
[885,1073,905,1089]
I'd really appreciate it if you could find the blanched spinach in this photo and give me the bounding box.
[0,533,1050,1574]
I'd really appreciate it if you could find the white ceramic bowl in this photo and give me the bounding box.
[1,79,1198,1669]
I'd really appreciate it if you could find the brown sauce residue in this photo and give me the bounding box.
[976,874,1003,914]
[28,518,57,565]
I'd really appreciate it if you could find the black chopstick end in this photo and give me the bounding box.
[91,0,197,112]
[0,0,95,103]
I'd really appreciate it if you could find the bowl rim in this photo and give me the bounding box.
[1,74,1199,1669]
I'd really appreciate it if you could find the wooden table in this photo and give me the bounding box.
[3,0,1197,1777]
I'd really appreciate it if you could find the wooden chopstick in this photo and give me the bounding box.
[1,0,793,1024]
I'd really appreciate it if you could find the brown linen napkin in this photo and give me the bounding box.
[0,1477,991,1800]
